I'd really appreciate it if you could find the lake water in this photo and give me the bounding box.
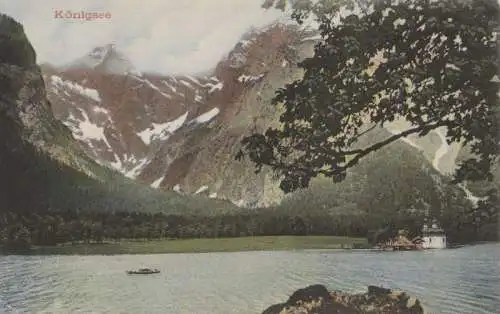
[0,243,499,314]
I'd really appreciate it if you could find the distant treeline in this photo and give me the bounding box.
[0,201,496,251]
[1,130,497,250]
[0,209,366,250]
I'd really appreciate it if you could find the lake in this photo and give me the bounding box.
[0,243,498,313]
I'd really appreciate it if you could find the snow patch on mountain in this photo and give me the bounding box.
[173,184,182,193]
[151,176,164,189]
[238,74,265,84]
[239,39,253,48]
[161,80,176,91]
[131,75,172,99]
[458,182,488,206]
[64,108,111,149]
[386,120,486,206]
[180,79,193,88]
[301,34,322,42]
[194,93,203,103]
[92,106,109,114]
[432,127,450,172]
[109,153,123,171]
[186,75,202,86]
[137,111,189,145]
[232,199,247,207]
[384,122,422,151]
[124,157,150,179]
[161,80,186,97]
[194,185,208,194]
[430,128,485,205]
[208,82,224,93]
[51,75,101,102]
[192,107,220,124]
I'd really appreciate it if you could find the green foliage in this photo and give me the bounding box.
[275,132,497,244]
[242,0,500,193]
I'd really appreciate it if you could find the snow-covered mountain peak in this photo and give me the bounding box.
[88,44,113,60]
[64,44,142,77]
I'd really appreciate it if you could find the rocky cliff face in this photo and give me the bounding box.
[0,13,102,211]
[136,24,320,207]
[0,14,106,180]
[41,19,481,208]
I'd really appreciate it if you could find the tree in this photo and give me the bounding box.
[240,0,499,193]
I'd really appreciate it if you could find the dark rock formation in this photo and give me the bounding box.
[0,14,36,68]
[262,284,424,314]
[0,13,57,143]
[0,12,98,174]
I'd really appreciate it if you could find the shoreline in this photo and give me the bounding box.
[2,237,493,256]
[0,235,370,256]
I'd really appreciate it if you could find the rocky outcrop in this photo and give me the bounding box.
[262,285,424,314]
[0,13,102,210]
[0,13,103,179]
[0,14,54,143]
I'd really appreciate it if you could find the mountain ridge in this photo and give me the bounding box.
[40,18,490,209]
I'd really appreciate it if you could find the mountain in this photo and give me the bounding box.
[63,43,143,77]
[0,13,237,216]
[41,23,319,206]
[41,44,228,180]
[41,20,485,210]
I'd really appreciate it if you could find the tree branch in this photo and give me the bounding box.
[348,123,377,145]
[333,120,449,173]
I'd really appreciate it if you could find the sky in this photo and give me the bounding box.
[1,0,286,74]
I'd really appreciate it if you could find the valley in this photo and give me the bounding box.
[1,1,498,313]
[0,9,497,254]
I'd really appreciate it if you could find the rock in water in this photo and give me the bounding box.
[287,285,331,305]
[367,285,392,296]
[262,284,424,314]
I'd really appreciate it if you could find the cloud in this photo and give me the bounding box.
[1,0,284,74]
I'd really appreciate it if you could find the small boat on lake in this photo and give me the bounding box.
[126,268,160,275]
